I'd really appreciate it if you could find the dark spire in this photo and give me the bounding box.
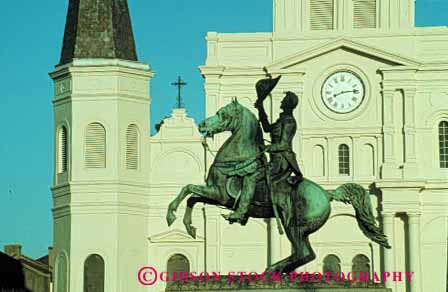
[59,0,138,65]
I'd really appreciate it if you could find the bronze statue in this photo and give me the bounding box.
[223,77,304,225]
[166,77,391,273]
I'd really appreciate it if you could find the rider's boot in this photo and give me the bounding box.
[223,173,257,225]
[224,199,250,224]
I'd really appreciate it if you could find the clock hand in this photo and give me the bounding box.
[333,89,359,97]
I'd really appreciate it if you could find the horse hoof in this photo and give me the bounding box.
[221,213,243,224]
[186,225,197,239]
[166,212,177,227]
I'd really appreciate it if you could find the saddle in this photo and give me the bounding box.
[214,156,301,216]
[225,170,300,207]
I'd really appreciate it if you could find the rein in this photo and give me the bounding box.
[201,105,268,166]
[202,137,268,168]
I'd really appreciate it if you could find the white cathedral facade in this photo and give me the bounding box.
[50,0,447,292]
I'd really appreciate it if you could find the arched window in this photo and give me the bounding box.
[353,0,377,29]
[361,144,375,176]
[352,254,370,278]
[167,254,190,282]
[338,144,350,175]
[55,253,68,292]
[310,0,334,30]
[84,254,104,292]
[312,145,325,177]
[85,123,106,168]
[323,254,341,274]
[58,126,68,173]
[439,121,448,168]
[126,124,139,170]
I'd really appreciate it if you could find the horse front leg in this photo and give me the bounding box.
[183,195,224,238]
[166,184,220,227]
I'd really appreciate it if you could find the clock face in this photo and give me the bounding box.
[321,71,365,113]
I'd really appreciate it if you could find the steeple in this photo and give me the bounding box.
[59,0,138,65]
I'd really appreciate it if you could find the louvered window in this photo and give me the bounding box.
[310,0,334,30]
[126,124,139,170]
[85,123,106,169]
[353,0,377,29]
[58,126,68,173]
[338,144,350,175]
[439,121,448,168]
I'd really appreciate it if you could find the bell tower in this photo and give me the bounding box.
[273,0,415,34]
[50,0,153,291]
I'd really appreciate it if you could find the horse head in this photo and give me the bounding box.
[198,98,243,138]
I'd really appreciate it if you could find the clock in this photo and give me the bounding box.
[321,71,365,113]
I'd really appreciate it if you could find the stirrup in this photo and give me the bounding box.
[287,176,303,186]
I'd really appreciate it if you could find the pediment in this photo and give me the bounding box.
[149,228,204,243]
[267,38,420,70]
[151,108,202,141]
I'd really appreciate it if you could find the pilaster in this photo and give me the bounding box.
[408,211,422,292]
[336,0,345,31]
[402,88,419,178]
[200,65,224,154]
[381,89,401,179]
[381,211,396,291]
[205,32,219,66]
[379,0,390,29]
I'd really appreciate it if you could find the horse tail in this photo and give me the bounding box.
[328,183,391,249]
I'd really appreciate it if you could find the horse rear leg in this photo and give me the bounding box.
[167,184,220,227]
[265,221,301,273]
[282,235,316,274]
[266,225,316,273]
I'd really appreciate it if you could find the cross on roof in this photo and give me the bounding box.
[171,76,188,109]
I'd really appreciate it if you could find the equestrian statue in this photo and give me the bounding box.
[166,76,391,273]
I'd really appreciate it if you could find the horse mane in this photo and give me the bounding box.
[236,102,265,149]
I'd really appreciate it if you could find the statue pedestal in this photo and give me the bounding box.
[166,276,392,292]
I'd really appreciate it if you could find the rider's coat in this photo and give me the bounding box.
[258,106,303,182]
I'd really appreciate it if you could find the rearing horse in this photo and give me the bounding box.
[166,99,390,273]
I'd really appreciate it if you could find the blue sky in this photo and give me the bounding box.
[0,0,447,259]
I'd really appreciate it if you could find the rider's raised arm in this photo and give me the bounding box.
[256,102,272,132]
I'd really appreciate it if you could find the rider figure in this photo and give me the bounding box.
[255,90,304,184]
[224,77,303,225]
